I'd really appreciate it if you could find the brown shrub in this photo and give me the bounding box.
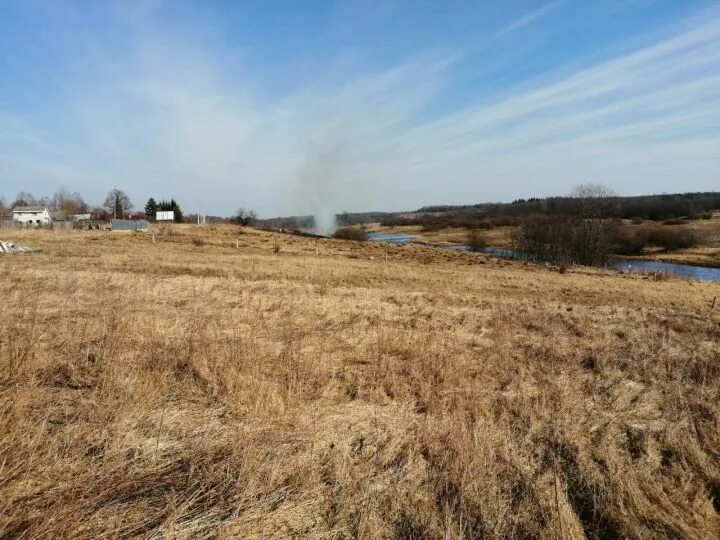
[646,226,699,251]
[466,231,487,252]
[332,227,369,241]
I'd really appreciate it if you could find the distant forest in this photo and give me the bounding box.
[417,191,720,218]
[256,191,720,231]
[257,212,393,230]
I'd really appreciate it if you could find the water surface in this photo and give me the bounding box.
[367,232,420,244]
[607,258,720,282]
[368,232,720,282]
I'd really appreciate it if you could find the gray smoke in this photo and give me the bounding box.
[297,140,344,236]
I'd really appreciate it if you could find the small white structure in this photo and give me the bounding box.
[13,206,52,226]
[156,210,174,221]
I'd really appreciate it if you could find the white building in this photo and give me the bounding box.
[13,206,52,226]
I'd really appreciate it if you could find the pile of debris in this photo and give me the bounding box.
[0,240,34,254]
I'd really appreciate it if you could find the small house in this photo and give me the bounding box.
[13,206,52,226]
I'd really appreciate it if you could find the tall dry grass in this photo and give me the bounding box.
[0,225,719,538]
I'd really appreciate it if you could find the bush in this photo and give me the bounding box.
[474,220,494,230]
[233,208,257,227]
[612,226,700,253]
[332,227,368,241]
[611,229,646,255]
[662,218,687,225]
[489,215,520,227]
[646,226,699,251]
[466,231,487,252]
[421,221,445,232]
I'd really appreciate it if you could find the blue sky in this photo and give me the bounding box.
[1,0,719,217]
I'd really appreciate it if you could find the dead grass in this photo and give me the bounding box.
[1,225,719,538]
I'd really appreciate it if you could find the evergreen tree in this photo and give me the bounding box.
[144,197,158,220]
[170,199,183,223]
[155,198,184,223]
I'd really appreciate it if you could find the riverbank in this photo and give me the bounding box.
[369,216,720,269]
[367,231,720,282]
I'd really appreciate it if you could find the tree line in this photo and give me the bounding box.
[415,191,720,221]
[1,188,260,226]
[2,189,90,217]
[508,185,709,266]
[0,188,192,223]
[1,187,138,220]
[144,198,184,222]
[254,211,391,231]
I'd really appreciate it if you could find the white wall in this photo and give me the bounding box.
[13,209,51,225]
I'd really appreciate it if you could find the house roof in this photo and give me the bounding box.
[13,206,47,213]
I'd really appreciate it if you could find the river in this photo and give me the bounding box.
[367,232,720,283]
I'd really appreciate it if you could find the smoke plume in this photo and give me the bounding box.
[297,140,344,236]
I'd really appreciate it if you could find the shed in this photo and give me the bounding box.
[111,219,149,231]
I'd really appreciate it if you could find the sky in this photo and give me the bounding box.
[0,0,719,218]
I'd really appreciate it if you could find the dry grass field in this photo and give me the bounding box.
[1,225,719,538]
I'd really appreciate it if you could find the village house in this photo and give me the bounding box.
[12,206,52,226]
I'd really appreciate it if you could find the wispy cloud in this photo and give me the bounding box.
[0,6,718,214]
[404,17,720,152]
[492,1,565,39]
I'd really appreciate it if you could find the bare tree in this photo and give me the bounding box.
[53,188,88,215]
[570,184,617,266]
[466,230,486,252]
[233,207,257,227]
[103,188,133,219]
[514,183,618,267]
[571,184,617,218]
[337,211,352,226]
[12,191,37,207]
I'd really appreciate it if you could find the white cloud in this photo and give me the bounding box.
[492,1,565,39]
[0,9,718,215]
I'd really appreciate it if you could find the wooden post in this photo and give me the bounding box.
[236,239,239,249]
